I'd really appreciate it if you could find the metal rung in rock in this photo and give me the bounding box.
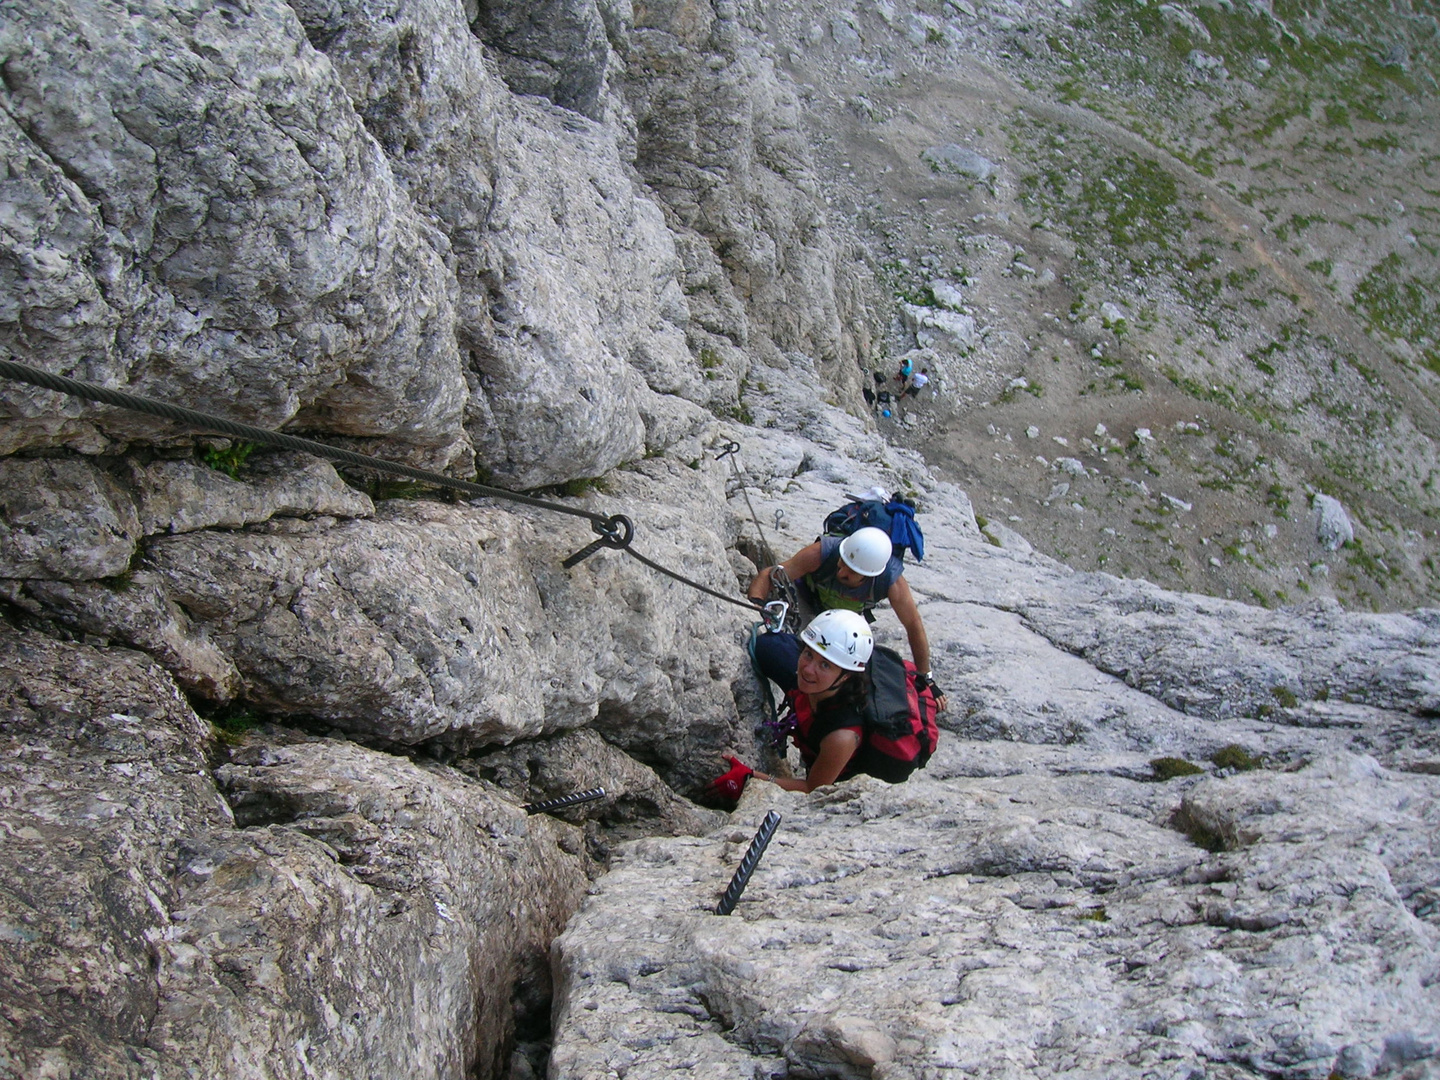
[524,788,606,815]
[715,810,781,915]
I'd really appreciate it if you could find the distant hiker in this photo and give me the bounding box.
[863,372,885,412]
[905,368,930,398]
[895,357,914,384]
[705,610,939,800]
[747,526,946,711]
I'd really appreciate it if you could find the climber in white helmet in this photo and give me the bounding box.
[706,609,878,798]
[747,526,945,711]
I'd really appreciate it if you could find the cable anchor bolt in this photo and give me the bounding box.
[562,514,634,568]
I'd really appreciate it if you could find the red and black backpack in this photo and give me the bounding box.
[789,645,939,783]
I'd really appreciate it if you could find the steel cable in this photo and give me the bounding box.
[717,440,776,568]
[0,357,762,613]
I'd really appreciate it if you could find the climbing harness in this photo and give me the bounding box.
[714,809,781,915]
[0,358,758,613]
[756,697,797,754]
[747,565,803,744]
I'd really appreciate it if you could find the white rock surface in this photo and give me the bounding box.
[1315,492,1356,551]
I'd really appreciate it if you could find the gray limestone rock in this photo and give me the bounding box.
[980,520,1033,554]
[295,0,698,487]
[471,0,619,120]
[1314,492,1355,551]
[81,456,749,789]
[0,624,588,1080]
[901,302,978,350]
[133,453,374,535]
[462,727,724,855]
[10,572,243,700]
[0,457,139,579]
[622,0,871,398]
[0,0,470,465]
[921,143,998,180]
[551,752,1440,1079]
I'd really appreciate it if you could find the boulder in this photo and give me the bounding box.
[1314,493,1355,551]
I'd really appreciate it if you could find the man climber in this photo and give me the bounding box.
[747,526,947,711]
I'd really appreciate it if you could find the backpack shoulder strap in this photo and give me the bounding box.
[863,646,912,738]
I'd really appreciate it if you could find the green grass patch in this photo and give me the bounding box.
[558,476,615,498]
[200,441,256,479]
[1352,253,1440,373]
[210,708,262,747]
[1211,744,1264,771]
[1151,756,1204,780]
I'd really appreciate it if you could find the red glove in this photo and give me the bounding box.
[702,757,754,805]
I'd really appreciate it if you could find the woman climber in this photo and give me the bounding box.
[706,609,885,801]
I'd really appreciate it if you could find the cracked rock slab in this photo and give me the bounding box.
[551,749,1440,1080]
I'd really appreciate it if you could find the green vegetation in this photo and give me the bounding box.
[998,379,1043,403]
[725,402,755,425]
[559,476,614,498]
[1181,815,1229,853]
[1018,151,1187,279]
[1211,744,1263,771]
[210,708,261,747]
[975,515,1003,547]
[1265,484,1291,518]
[1352,253,1440,373]
[200,441,256,478]
[1151,756,1204,780]
[1347,538,1400,581]
[100,570,135,592]
[364,479,431,501]
[1076,907,1110,922]
[1271,685,1299,709]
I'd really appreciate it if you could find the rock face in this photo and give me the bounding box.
[2,0,1438,1077]
[551,750,1440,1080]
[0,0,469,466]
[0,624,588,1080]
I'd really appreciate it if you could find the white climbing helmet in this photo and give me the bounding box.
[838,526,893,577]
[800,609,874,671]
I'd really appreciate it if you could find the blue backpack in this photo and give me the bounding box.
[822,496,924,562]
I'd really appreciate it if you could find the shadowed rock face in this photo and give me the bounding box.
[471,0,617,120]
[0,625,590,1080]
[2,0,1439,1077]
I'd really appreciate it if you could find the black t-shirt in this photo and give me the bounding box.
[791,692,866,778]
[790,688,914,783]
